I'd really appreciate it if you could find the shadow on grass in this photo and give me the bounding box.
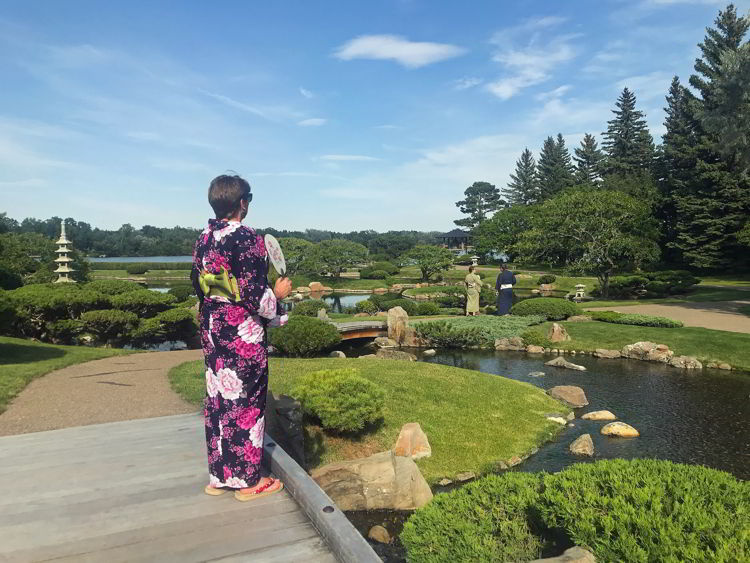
[0,342,66,365]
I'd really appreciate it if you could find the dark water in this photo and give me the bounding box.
[323,294,370,312]
[425,349,750,479]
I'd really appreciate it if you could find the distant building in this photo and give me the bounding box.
[54,220,76,283]
[439,229,473,254]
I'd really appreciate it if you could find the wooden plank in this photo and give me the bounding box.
[210,536,339,563]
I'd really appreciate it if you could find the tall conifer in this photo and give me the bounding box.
[537,134,574,200]
[574,133,605,185]
[602,88,655,176]
[506,148,539,205]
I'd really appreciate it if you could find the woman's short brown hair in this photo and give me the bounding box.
[208,174,252,219]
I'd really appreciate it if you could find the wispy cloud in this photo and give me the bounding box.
[617,70,674,101]
[334,34,466,68]
[319,154,380,161]
[298,117,327,127]
[486,17,578,100]
[299,87,314,98]
[46,44,110,68]
[453,77,483,90]
[536,85,572,101]
[374,124,401,130]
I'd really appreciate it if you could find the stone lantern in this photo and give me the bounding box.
[471,255,479,266]
[574,284,585,301]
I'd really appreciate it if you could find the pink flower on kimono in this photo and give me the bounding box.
[253,236,267,257]
[209,474,222,488]
[213,222,241,242]
[205,368,219,398]
[237,317,263,343]
[258,288,277,318]
[238,406,261,430]
[203,250,231,274]
[232,339,263,360]
[243,442,263,464]
[217,367,243,400]
[210,436,219,451]
[225,477,248,489]
[223,466,232,480]
[249,416,265,448]
[226,306,246,326]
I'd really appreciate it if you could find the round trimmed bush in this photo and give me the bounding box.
[153,307,197,341]
[541,459,750,562]
[371,261,399,275]
[434,294,464,308]
[537,274,557,285]
[511,297,581,320]
[366,269,389,280]
[125,264,148,275]
[291,368,385,433]
[110,290,177,318]
[167,285,194,301]
[46,319,82,344]
[369,293,402,310]
[381,298,418,316]
[402,472,545,562]
[80,309,139,343]
[291,299,331,317]
[416,302,441,316]
[0,265,22,290]
[0,290,17,334]
[129,317,163,344]
[355,299,377,314]
[85,279,143,295]
[270,316,341,357]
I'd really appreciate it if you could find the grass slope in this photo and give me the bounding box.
[169,358,569,483]
[556,321,750,372]
[0,336,132,413]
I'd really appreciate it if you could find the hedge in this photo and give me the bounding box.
[88,262,193,270]
[291,299,331,317]
[80,309,139,343]
[167,285,195,301]
[110,290,177,317]
[269,316,341,357]
[595,270,700,299]
[537,274,556,285]
[510,297,582,320]
[589,310,683,328]
[85,279,144,295]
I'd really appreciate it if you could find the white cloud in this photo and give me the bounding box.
[319,154,380,161]
[299,87,313,98]
[536,85,572,101]
[298,118,327,127]
[617,71,673,102]
[374,124,401,130]
[200,90,302,122]
[47,44,110,68]
[333,34,466,68]
[453,77,483,90]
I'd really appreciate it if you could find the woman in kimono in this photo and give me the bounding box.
[495,263,516,315]
[192,174,292,501]
[464,266,482,316]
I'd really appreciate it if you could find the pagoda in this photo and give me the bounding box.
[54,220,76,283]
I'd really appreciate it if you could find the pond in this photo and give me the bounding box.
[284,293,371,313]
[422,349,750,480]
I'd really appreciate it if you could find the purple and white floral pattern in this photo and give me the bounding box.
[192,218,286,489]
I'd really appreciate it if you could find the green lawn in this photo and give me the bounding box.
[169,358,569,483]
[554,321,750,372]
[698,274,750,287]
[587,286,750,308]
[0,336,133,413]
[91,269,191,280]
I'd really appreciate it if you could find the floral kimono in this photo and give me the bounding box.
[192,219,287,489]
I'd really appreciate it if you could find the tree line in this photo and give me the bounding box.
[455,4,750,280]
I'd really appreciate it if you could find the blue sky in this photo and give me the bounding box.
[1,0,748,232]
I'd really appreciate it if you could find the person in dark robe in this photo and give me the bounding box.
[495,263,516,315]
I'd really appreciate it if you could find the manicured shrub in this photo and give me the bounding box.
[153,307,197,341]
[414,320,489,348]
[85,279,143,295]
[80,309,139,343]
[369,292,402,310]
[537,274,557,285]
[434,294,465,308]
[291,299,331,317]
[125,264,149,275]
[89,262,193,271]
[270,316,341,357]
[46,319,82,344]
[416,302,441,316]
[453,255,474,265]
[402,472,545,562]
[110,290,177,317]
[541,459,750,562]
[378,298,417,316]
[0,290,16,334]
[589,310,683,328]
[484,305,497,315]
[371,261,399,275]
[176,296,199,308]
[479,286,496,306]
[369,269,390,280]
[511,298,582,321]
[0,265,23,290]
[645,270,700,295]
[520,326,552,348]
[291,368,385,433]
[355,300,378,314]
[167,285,194,301]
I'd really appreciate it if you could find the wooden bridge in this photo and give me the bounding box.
[332,321,387,341]
[0,414,380,563]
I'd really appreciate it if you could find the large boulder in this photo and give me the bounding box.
[308,281,325,292]
[547,323,571,342]
[375,349,417,361]
[545,357,587,371]
[593,348,621,359]
[581,410,616,421]
[403,326,428,347]
[392,422,431,459]
[373,336,398,348]
[529,546,596,563]
[387,306,409,345]
[329,350,346,358]
[566,315,593,323]
[526,345,545,354]
[368,525,391,544]
[495,336,526,351]
[601,422,640,437]
[669,355,703,369]
[548,385,589,408]
[621,341,673,363]
[569,434,594,457]
[311,450,433,510]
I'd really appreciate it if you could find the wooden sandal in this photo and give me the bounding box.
[234,478,284,502]
[204,485,229,496]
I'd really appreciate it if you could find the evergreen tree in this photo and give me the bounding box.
[672,4,750,270]
[506,148,539,205]
[537,134,574,200]
[574,133,605,185]
[454,181,505,230]
[602,87,655,176]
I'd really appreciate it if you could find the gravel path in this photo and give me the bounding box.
[0,349,203,436]
[585,301,750,333]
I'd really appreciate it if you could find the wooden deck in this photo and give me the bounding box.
[0,414,339,563]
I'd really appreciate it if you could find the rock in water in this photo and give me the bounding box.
[368,525,391,544]
[373,336,398,348]
[311,450,433,510]
[547,416,567,425]
[669,355,703,369]
[375,349,417,361]
[495,337,526,351]
[329,350,346,358]
[387,306,409,345]
[581,410,616,421]
[601,421,640,437]
[569,434,594,456]
[392,422,431,459]
[422,348,437,357]
[526,345,545,354]
[547,323,571,342]
[455,471,476,482]
[593,348,621,359]
[548,385,589,408]
[528,371,546,377]
[545,356,587,371]
[308,281,325,292]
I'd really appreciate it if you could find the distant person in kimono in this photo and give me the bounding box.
[192,174,292,502]
[495,263,516,315]
[464,266,482,316]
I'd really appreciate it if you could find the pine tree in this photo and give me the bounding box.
[537,134,574,201]
[574,133,605,185]
[672,4,750,270]
[602,87,655,176]
[506,148,539,205]
[454,181,505,230]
